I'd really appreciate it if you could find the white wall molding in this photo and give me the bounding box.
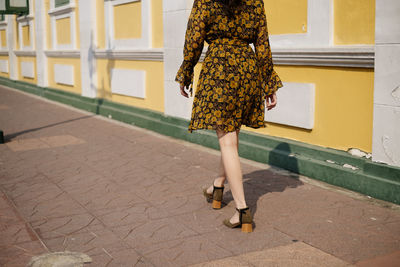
[54,64,74,86]
[94,48,164,61]
[111,68,146,98]
[16,14,34,22]
[271,46,375,68]
[0,51,9,56]
[0,59,9,73]
[265,82,315,129]
[198,46,375,68]
[44,50,80,58]
[104,0,151,49]
[14,50,36,56]
[48,3,76,16]
[95,47,373,67]
[21,61,35,78]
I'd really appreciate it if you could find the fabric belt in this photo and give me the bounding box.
[210,38,250,47]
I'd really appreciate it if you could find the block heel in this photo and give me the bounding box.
[211,185,224,209]
[212,199,222,209]
[223,206,253,233]
[203,183,224,209]
[241,223,252,233]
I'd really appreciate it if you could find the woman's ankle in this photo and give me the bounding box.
[214,177,225,187]
[236,203,248,210]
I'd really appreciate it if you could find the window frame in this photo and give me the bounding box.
[0,15,7,50]
[16,0,34,50]
[48,0,76,50]
[104,0,151,50]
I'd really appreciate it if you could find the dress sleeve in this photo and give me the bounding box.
[175,0,208,95]
[254,1,283,96]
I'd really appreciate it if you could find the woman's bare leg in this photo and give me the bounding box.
[216,129,247,223]
[206,129,239,193]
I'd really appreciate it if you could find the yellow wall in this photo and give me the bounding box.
[56,17,71,45]
[97,60,164,112]
[21,25,30,47]
[152,0,163,48]
[48,57,82,94]
[18,56,37,83]
[334,0,375,45]
[75,0,80,48]
[194,64,374,152]
[114,1,141,40]
[14,16,19,50]
[97,0,163,48]
[0,30,6,48]
[0,56,9,78]
[254,66,374,152]
[45,0,51,49]
[263,0,307,35]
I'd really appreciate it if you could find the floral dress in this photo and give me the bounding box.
[175,0,283,133]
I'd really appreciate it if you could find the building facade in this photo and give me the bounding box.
[0,0,399,202]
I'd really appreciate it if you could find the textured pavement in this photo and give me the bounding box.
[0,85,399,267]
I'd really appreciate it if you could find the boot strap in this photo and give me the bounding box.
[236,206,250,223]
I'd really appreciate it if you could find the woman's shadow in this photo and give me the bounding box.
[222,142,303,230]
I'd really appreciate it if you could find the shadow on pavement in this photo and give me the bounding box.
[223,142,302,230]
[3,115,95,142]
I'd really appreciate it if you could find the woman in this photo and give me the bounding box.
[175,0,282,233]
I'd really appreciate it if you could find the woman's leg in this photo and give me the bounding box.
[206,129,239,192]
[216,129,247,223]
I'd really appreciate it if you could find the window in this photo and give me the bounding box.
[0,15,7,50]
[48,0,76,50]
[104,0,151,49]
[55,0,70,8]
[16,0,34,50]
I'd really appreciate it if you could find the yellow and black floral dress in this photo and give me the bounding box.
[175,0,283,133]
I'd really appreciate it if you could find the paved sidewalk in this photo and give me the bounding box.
[0,86,399,267]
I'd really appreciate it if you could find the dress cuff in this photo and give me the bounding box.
[265,70,283,96]
[175,62,194,85]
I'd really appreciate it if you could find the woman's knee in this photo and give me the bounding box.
[217,130,238,148]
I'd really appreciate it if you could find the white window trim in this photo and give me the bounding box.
[16,0,35,51]
[104,0,151,50]
[0,19,7,51]
[269,0,333,48]
[17,16,35,50]
[48,0,77,50]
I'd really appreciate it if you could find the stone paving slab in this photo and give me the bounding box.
[189,241,351,267]
[0,191,48,267]
[1,86,400,266]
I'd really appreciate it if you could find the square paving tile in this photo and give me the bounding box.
[111,217,198,250]
[140,235,233,267]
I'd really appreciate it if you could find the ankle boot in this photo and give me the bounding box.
[211,185,224,209]
[202,184,224,209]
[223,206,253,233]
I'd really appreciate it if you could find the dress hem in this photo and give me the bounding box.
[188,123,267,133]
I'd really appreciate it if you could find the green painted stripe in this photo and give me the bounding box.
[1,77,399,204]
